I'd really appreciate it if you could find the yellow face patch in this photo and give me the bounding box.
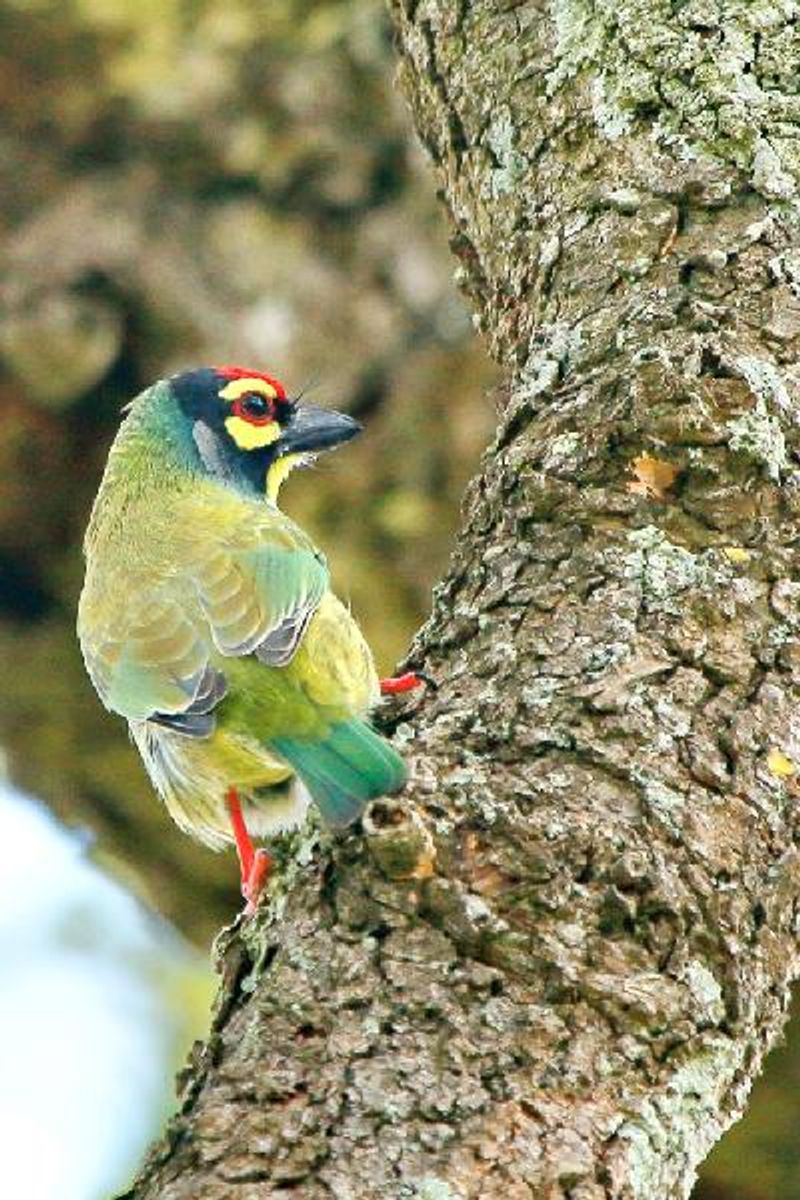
[266,452,304,502]
[219,377,279,402]
[224,415,281,450]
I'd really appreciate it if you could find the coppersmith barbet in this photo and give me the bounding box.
[78,366,417,909]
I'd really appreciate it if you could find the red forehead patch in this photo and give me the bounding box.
[214,365,286,400]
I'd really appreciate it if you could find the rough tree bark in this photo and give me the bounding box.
[125,3,800,1197]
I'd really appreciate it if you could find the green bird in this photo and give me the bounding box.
[78,365,419,910]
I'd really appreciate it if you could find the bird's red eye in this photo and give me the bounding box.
[233,393,275,425]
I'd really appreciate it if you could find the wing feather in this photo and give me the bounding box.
[78,491,329,734]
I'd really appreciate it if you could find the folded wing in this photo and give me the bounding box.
[78,496,329,735]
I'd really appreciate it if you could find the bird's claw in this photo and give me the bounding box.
[242,848,272,916]
[379,670,437,696]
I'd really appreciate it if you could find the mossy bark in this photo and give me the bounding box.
[125,3,800,1197]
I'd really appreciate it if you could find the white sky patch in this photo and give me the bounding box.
[0,782,188,1200]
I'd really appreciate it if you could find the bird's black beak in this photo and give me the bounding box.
[279,403,362,455]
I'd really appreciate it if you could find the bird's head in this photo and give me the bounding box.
[167,365,361,502]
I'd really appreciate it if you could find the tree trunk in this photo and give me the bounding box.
[125,3,800,1197]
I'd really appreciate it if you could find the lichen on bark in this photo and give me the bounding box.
[124,2,800,1197]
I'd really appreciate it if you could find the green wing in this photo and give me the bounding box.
[78,492,329,728]
[193,541,327,664]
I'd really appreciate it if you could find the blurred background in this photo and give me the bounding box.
[0,0,795,1195]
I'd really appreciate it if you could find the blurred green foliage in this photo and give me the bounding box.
[0,2,797,1197]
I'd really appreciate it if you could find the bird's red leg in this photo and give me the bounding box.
[226,786,254,880]
[243,851,272,917]
[380,671,435,696]
[225,786,272,915]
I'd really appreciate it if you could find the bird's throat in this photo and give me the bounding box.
[266,452,306,503]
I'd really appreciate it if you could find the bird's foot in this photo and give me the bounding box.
[380,670,436,696]
[243,849,272,916]
[226,786,271,917]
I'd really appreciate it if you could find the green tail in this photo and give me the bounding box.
[271,718,407,827]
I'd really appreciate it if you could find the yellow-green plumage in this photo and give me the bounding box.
[78,370,405,849]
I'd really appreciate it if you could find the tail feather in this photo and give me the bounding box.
[271,718,406,827]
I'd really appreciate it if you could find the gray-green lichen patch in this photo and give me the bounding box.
[615,1037,746,1200]
[635,771,687,836]
[736,356,792,411]
[519,321,583,398]
[770,247,800,298]
[727,402,787,481]
[682,961,725,1026]
[414,1179,457,1200]
[484,106,527,197]
[626,526,732,616]
[753,137,797,201]
[541,430,583,473]
[546,0,800,207]
[723,355,794,480]
[590,71,635,140]
[521,677,562,709]
[548,0,604,93]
